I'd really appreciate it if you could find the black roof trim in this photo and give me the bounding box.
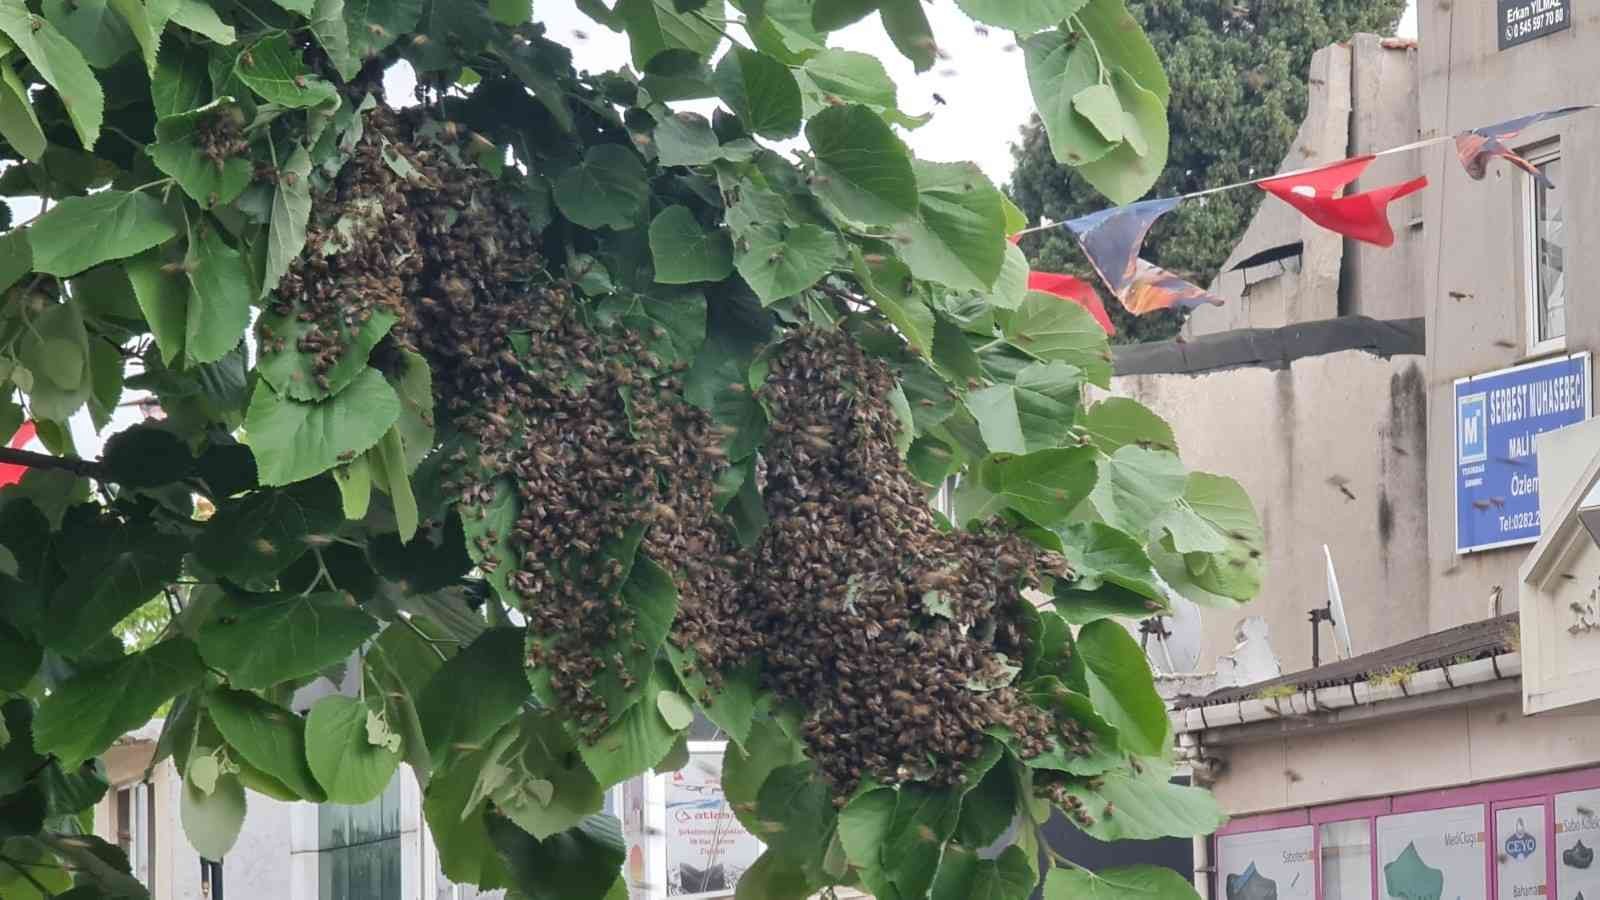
[1113,316,1425,377]
[1229,241,1304,271]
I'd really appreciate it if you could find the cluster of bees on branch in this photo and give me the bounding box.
[272,107,1099,797]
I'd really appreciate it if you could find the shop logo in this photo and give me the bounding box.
[1506,820,1538,860]
[1458,393,1488,465]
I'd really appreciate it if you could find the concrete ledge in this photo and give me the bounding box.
[1113,316,1425,377]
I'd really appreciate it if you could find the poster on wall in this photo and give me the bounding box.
[1217,827,1316,900]
[1498,805,1550,900]
[1556,789,1600,900]
[1377,805,1489,900]
[1454,354,1592,554]
[622,777,649,897]
[664,750,763,898]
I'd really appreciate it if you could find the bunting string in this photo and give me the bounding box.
[1014,105,1597,326]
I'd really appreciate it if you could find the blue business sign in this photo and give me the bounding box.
[1455,353,1592,553]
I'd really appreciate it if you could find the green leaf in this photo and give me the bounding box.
[344,0,422,64]
[811,0,876,31]
[715,47,802,139]
[1045,864,1201,900]
[151,99,254,208]
[0,56,46,162]
[1090,446,1186,538]
[0,4,103,148]
[492,713,605,841]
[151,42,212,117]
[34,638,207,769]
[0,232,29,293]
[649,205,733,284]
[262,143,313,297]
[19,302,91,421]
[307,0,358,80]
[800,48,895,108]
[877,0,934,72]
[852,247,934,356]
[418,628,530,767]
[1061,767,1225,841]
[488,813,626,900]
[183,220,252,365]
[390,350,434,471]
[1074,82,1125,142]
[955,0,1087,32]
[306,694,402,804]
[198,592,378,689]
[1005,290,1112,387]
[1082,397,1175,455]
[234,34,338,107]
[735,224,840,304]
[243,367,401,486]
[0,621,41,691]
[1055,522,1166,622]
[126,248,188,364]
[26,190,179,276]
[268,0,315,14]
[43,0,136,68]
[424,746,509,888]
[206,688,325,802]
[653,109,723,166]
[1073,66,1169,204]
[977,447,1098,528]
[554,144,649,230]
[578,662,681,789]
[666,644,757,748]
[193,479,343,586]
[1021,28,1115,167]
[364,622,441,778]
[1074,0,1168,101]
[167,0,236,43]
[896,160,1008,292]
[755,762,834,876]
[367,425,417,541]
[1173,473,1262,601]
[655,690,694,730]
[618,0,720,69]
[45,523,186,656]
[805,104,917,225]
[1078,619,1167,755]
[737,850,815,900]
[932,844,1037,900]
[722,716,805,833]
[963,361,1082,455]
[181,762,246,860]
[488,0,528,24]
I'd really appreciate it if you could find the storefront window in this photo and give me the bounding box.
[1322,820,1374,900]
[1217,827,1315,900]
[1556,789,1600,900]
[318,776,402,900]
[1375,805,1488,900]
[1495,806,1548,900]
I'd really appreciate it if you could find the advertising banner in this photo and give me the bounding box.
[1556,789,1600,900]
[1498,805,1549,900]
[1217,826,1316,900]
[663,750,762,898]
[1377,805,1489,900]
[1454,354,1591,553]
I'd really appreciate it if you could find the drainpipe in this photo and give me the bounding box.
[1180,733,1215,899]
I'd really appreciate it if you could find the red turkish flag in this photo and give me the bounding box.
[0,421,37,487]
[1027,271,1115,336]
[1258,156,1428,247]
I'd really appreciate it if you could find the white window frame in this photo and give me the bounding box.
[1523,143,1566,357]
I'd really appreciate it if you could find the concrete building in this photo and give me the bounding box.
[1130,7,1600,900]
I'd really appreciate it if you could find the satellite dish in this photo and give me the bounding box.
[1141,595,1203,674]
[1323,545,1355,660]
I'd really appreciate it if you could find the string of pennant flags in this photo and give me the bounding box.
[1015,105,1596,335]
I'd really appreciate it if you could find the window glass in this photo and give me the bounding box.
[1376,805,1488,900]
[1496,805,1548,900]
[318,776,403,900]
[1556,789,1600,900]
[1322,819,1374,900]
[1533,155,1566,344]
[1216,827,1316,900]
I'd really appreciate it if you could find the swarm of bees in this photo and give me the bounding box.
[740,330,1075,796]
[272,107,1094,796]
[195,104,250,174]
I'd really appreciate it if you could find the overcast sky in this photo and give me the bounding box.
[533,0,1421,186]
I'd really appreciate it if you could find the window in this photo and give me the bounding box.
[318,776,402,900]
[114,783,155,892]
[1320,820,1373,900]
[1525,148,1566,354]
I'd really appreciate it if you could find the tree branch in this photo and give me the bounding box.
[0,446,107,480]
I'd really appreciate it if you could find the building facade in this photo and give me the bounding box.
[1135,7,1600,900]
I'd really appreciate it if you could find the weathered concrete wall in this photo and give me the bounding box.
[1110,347,1430,676]
[1416,4,1600,633]
[1206,691,1600,817]
[1342,35,1427,322]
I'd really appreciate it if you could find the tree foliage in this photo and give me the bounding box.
[0,1,1264,898]
[1009,0,1410,342]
